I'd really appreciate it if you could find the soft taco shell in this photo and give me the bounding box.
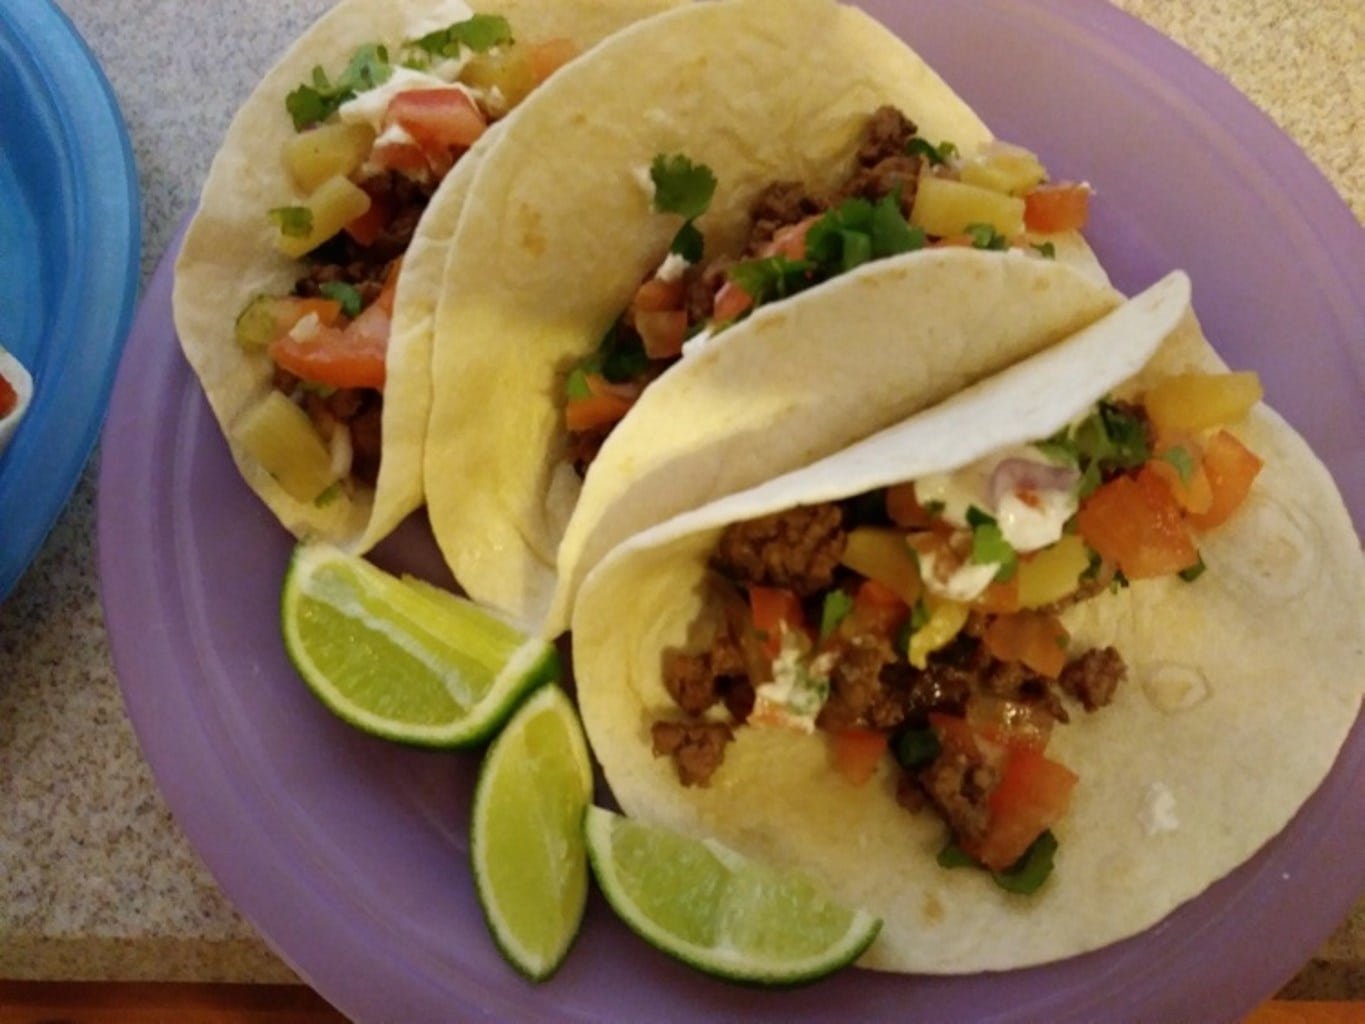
[572,272,1365,972]
[173,0,682,550]
[424,0,1118,628]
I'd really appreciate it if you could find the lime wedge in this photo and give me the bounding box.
[280,543,557,746]
[584,807,881,984]
[471,684,593,980]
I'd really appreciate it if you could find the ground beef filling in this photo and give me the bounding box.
[271,172,438,489]
[650,499,1128,855]
[571,105,929,475]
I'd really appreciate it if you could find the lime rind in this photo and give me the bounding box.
[471,684,594,981]
[584,806,882,986]
[280,543,557,747]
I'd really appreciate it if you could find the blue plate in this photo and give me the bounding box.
[0,0,140,599]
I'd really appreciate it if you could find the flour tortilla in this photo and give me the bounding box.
[173,0,682,550]
[572,271,1365,972]
[423,0,1114,630]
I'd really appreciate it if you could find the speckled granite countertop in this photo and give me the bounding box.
[1,0,1360,999]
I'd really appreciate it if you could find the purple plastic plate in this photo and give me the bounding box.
[100,2,1364,1021]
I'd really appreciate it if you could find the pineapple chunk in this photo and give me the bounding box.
[272,174,372,259]
[840,527,922,607]
[959,144,1047,196]
[907,597,969,669]
[910,175,1026,239]
[1016,534,1091,609]
[1144,372,1264,437]
[236,391,339,504]
[461,45,535,110]
[284,122,376,193]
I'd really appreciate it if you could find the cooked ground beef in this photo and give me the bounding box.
[651,720,733,787]
[710,504,847,596]
[816,630,906,731]
[1059,645,1126,711]
[856,105,919,166]
[744,180,828,254]
[919,745,999,850]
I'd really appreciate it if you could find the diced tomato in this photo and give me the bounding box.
[1023,183,1090,233]
[385,88,487,151]
[0,374,16,418]
[850,578,909,638]
[344,194,391,246]
[972,576,1020,616]
[747,584,806,659]
[635,309,689,360]
[1076,469,1199,579]
[966,696,1054,754]
[757,215,819,260]
[885,483,937,529]
[369,137,434,176]
[1186,430,1263,531]
[565,374,636,433]
[712,280,754,323]
[1146,443,1214,516]
[632,276,685,314]
[269,319,387,390]
[976,748,1077,871]
[831,728,889,786]
[527,38,577,86]
[981,611,1068,678]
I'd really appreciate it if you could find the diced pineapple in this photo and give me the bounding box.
[235,391,339,504]
[840,527,922,607]
[958,143,1047,196]
[273,174,372,260]
[1016,534,1092,609]
[907,597,969,669]
[460,45,535,110]
[1144,372,1264,437]
[284,122,376,193]
[910,175,1026,239]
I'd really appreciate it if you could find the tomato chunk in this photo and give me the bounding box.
[1186,430,1263,530]
[1076,469,1199,579]
[632,276,685,314]
[635,309,689,360]
[712,280,754,323]
[1024,183,1090,233]
[981,611,1068,678]
[850,578,909,638]
[0,374,16,418]
[385,88,487,150]
[831,728,889,786]
[269,319,387,390]
[527,38,577,85]
[747,584,806,659]
[977,748,1077,871]
[565,374,635,433]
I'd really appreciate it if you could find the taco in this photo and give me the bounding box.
[571,271,1365,972]
[422,0,1116,630]
[173,0,681,550]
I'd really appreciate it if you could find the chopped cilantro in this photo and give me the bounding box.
[965,222,1010,251]
[965,505,994,529]
[669,220,704,263]
[313,482,342,508]
[1160,445,1197,483]
[909,599,931,633]
[868,194,925,257]
[921,499,946,517]
[285,44,393,130]
[893,727,941,770]
[970,520,1018,581]
[937,831,1059,894]
[1108,569,1131,593]
[1178,554,1207,583]
[905,137,957,166]
[411,13,514,59]
[1031,241,1057,259]
[564,367,592,400]
[726,255,812,305]
[319,281,362,318]
[269,206,313,238]
[805,192,923,276]
[650,154,717,220]
[819,590,855,641]
[596,322,651,382]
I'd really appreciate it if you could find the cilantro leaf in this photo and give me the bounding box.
[411,13,514,58]
[819,590,855,641]
[970,519,1018,580]
[1032,241,1057,259]
[936,842,978,870]
[669,220,704,263]
[893,727,941,770]
[269,206,313,238]
[650,154,717,220]
[319,281,363,318]
[868,193,925,257]
[596,322,651,382]
[965,222,1010,251]
[1178,554,1207,582]
[285,44,393,130]
[564,367,593,400]
[991,830,1059,894]
[726,255,812,306]
[1160,445,1196,483]
[905,137,957,166]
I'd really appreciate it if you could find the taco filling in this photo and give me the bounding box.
[563,105,1092,471]
[650,368,1264,891]
[232,13,577,505]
